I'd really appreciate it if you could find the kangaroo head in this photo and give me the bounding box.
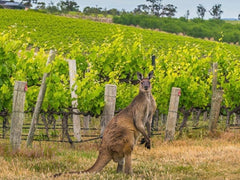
[137,71,154,92]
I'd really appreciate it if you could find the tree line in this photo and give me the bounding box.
[113,15,240,44]
[19,0,240,20]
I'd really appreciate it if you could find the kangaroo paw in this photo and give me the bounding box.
[140,137,145,144]
[145,141,151,149]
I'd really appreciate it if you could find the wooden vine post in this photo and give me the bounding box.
[68,59,81,141]
[83,115,90,134]
[10,81,27,151]
[165,87,181,141]
[209,62,224,133]
[26,50,56,147]
[100,84,117,137]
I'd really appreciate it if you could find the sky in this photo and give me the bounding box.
[33,0,239,19]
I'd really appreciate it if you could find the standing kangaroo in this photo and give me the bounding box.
[54,71,156,177]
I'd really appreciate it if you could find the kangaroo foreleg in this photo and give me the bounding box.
[134,119,151,149]
[140,120,151,145]
[146,113,153,138]
[134,111,152,148]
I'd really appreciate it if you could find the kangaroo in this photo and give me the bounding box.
[54,71,156,177]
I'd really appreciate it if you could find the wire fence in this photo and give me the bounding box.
[1,112,240,145]
[0,114,165,145]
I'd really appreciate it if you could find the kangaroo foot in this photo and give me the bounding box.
[145,140,151,149]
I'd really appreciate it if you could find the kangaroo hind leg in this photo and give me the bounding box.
[116,158,124,173]
[124,153,132,175]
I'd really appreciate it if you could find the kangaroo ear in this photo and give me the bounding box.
[137,72,143,81]
[148,71,154,79]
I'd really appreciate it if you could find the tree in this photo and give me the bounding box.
[133,4,149,15]
[36,2,46,9]
[21,0,36,8]
[238,14,240,20]
[83,6,102,15]
[197,4,206,19]
[46,1,59,13]
[136,0,177,17]
[209,4,223,19]
[107,8,120,16]
[146,0,163,16]
[57,0,79,12]
[161,4,177,17]
[185,10,190,20]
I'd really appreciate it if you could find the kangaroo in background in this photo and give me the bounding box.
[54,71,156,177]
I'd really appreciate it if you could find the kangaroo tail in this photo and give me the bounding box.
[53,171,83,178]
[84,152,112,173]
[53,152,111,178]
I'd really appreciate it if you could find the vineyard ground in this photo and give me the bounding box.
[1,131,240,179]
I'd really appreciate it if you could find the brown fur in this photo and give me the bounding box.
[53,71,156,177]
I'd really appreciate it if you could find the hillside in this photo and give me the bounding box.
[1,9,239,53]
[113,14,240,44]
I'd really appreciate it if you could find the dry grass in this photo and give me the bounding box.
[1,131,240,179]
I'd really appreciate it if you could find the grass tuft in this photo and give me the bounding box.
[0,142,55,159]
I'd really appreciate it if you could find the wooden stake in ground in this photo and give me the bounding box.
[83,115,90,134]
[10,81,27,151]
[68,59,81,141]
[100,84,117,137]
[209,62,223,133]
[165,87,181,141]
[26,50,56,147]
[209,90,223,132]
